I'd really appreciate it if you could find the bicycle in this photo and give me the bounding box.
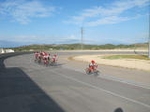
[85,65,100,76]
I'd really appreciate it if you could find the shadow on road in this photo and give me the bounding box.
[0,54,65,112]
[114,107,123,112]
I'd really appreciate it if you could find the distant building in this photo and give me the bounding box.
[0,48,5,53]
[0,48,14,53]
[5,49,14,53]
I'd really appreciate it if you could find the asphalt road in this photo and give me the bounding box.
[0,52,150,112]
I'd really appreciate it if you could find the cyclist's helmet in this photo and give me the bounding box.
[91,60,95,63]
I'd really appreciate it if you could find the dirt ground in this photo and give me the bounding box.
[73,54,150,72]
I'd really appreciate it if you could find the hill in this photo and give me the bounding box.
[12,43,148,51]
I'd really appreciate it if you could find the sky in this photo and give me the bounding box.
[0,0,149,47]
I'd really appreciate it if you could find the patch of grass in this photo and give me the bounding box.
[102,55,149,60]
[68,56,74,60]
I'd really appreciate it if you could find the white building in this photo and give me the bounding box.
[0,48,5,53]
[0,48,14,53]
[5,49,14,53]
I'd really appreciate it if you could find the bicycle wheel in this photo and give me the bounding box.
[85,68,90,75]
[93,70,100,76]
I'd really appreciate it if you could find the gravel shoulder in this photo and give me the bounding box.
[73,54,150,72]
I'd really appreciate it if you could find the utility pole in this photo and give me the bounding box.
[81,27,84,50]
[148,6,150,58]
[148,22,150,58]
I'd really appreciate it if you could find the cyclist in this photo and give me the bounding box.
[51,54,58,63]
[42,52,50,65]
[89,60,98,73]
[34,51,39,61]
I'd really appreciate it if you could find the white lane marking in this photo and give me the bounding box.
[63,66,150,90]
[98,74,150,90]
[51,70,150,109]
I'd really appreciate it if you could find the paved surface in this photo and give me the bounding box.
[0,52,150,112]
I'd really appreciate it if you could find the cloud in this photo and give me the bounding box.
[8,34,80,44]
[0,0,56,24]
[86,16,131,26]
[66,0,149,26]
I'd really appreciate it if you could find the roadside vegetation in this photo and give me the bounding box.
[12,43,148,51]
[102,54,149,60]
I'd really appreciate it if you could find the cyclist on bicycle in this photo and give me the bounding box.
[51,54,57,63]
[34,51,39,61]
[89,60,98,73]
